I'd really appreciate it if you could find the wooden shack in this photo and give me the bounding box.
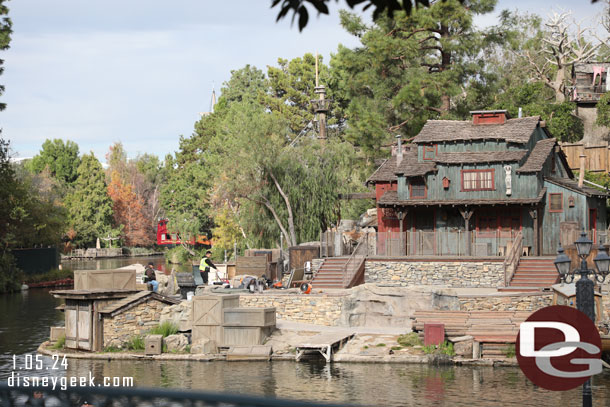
[552,283,602,323]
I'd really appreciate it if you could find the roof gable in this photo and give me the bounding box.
[99,291,180,317]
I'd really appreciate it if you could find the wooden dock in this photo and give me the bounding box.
[295,332,355,363]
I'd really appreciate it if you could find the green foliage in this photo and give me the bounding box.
[0,251,21,293]
[376,343,386,347]
[0,0,12,111]
[126,335,145,351]
[66,153,116,248]
[28,139,81,185]
[23,268,73,284]
[391,346,403,351]
[397,332,422,347]
[51,335,65,350]
[148,322,179,337]
[597,92,610,128]
[103,346,122,353]
[582,171,610,190]
[422,341,455,356]
[505,344,516,358]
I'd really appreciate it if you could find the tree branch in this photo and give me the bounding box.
[268,168,297,246]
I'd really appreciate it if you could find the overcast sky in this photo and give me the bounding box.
[1,0,607,161]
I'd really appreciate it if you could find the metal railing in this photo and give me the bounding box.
[342,235,368,288]
[0,383,355,407]
[503,231,523,287]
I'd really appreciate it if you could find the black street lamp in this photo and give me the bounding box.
[554,231,610,407]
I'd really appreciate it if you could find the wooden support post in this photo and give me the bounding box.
[529,208,539,256]
[459,208,474,256]
[397,209,408,256]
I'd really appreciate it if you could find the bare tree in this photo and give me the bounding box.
[524,11,602,102]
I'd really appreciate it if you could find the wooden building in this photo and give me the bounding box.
[367,110,608,257]
[569,62,610,144]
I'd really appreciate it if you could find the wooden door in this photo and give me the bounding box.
[414,209,435,255]
[64,300,92,350]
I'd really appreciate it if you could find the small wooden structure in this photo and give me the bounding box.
[295,332,354,363]
[74,269,136,290]
[552,283,603,322]
[289,246,319,273]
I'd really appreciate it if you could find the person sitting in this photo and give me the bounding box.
[144,262,159,292]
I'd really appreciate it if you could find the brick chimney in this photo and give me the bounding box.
[470,110,509,125]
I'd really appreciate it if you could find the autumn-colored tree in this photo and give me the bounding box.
[107,170,153,247]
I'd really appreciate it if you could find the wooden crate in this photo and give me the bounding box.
[192,325,224,345]
[289,246,319,272]
[192,294,240,326]
[236,256,268,277]
[74,269,136,290]
[223,308,276,327]
[223,326,273,346]
[145,335,163,355]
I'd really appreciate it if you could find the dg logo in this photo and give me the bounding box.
[516,305,602,391]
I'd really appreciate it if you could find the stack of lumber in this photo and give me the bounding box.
[412,310,530,345]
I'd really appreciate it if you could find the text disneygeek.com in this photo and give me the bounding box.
[8,372,134,391]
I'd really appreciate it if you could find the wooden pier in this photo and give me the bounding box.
[295,332,355,363]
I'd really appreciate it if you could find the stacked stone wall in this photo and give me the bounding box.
[102,299,169,348]
[240,294,344,326]
[365,260,504,288]
[458,293,553,312]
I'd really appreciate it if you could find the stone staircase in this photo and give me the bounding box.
[501,257,559,292]
[310,258,349,289]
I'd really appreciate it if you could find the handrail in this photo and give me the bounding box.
[503,231,523,287]
[342,235,368,287]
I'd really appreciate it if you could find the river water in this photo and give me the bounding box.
[1,256,610,406]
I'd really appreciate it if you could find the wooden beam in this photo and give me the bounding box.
[338,193,376,200]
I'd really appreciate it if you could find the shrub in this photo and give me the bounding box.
[24,268,73,284]
[422,341,455,356]
[505,344,516,358]
[126,335,145,351]
[51,335,65,350]
[391,346,403,351]
[397,332,422,347]
[376,343,386,347]
[148,322,179,337]
[103,346,122,353]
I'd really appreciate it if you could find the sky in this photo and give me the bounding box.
[1,0,607,161]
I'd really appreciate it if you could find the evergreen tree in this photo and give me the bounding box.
[66,153,115,248]
[28,139,81,185]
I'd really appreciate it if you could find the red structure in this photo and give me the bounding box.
[156,219,212,246]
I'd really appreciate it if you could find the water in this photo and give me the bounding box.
[1,256,610,406]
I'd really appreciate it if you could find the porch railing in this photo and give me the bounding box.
[342,235,368,287]
[503,231,523,287]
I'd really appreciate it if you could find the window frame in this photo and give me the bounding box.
[409,177,427,199]
[461,169,495,191]
[422,144,437,160]
[549,193,563,213]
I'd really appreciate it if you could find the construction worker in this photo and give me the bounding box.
[199,250,217,285]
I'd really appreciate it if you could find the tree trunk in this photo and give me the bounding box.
[268,169,297,246]
[439,23,451,113]
[553,66,566,103]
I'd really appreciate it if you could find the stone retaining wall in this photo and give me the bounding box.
[365,260,505,288]
[102,299,168,348]
[240,294,345,326]
[458,293,553,312]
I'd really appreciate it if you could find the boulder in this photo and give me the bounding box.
[164,334,189,352]
[190,338,217,354]
[340,284,460,328]
[159,270,180,296]
[453,339,474,357]
[160,300,193,331]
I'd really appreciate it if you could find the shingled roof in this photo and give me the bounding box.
[377,188,547,207]
[412,116,540,144]
[99,291,180,317]
[434,150,527,164]
[517,138,557,173]
[366,156,398,184]
[545,177,609,198]
[395,148,437,177]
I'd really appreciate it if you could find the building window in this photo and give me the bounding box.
[549,193,563,212]
[410,178,426,199]
[461,169,495,191]
[423,144,437,160]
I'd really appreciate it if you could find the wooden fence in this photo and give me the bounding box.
[560,142,610,173]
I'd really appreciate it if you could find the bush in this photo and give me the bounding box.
[148,322,179,337]
[376,343,386,347]
[0,252,23,293]
[24,268,73,284]
[397,332,422,347]
[126,335,145,351]
[422,341,455,356]
[505,344,516,358]
[103,346,122,353]
[51,335,65,350]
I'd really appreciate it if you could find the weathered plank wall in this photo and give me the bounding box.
[560,142,610,173]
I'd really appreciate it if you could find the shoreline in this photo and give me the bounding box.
[37,341,518,367]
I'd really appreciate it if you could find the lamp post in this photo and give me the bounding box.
[554,232,610,407]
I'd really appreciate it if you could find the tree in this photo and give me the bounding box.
[66,153,116,248]
[330,1,498,158]
[0,0,12,111]
[28,139,81,185]
[107,170,153,247]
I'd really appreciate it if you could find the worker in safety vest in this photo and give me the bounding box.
[199,250,217,285]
